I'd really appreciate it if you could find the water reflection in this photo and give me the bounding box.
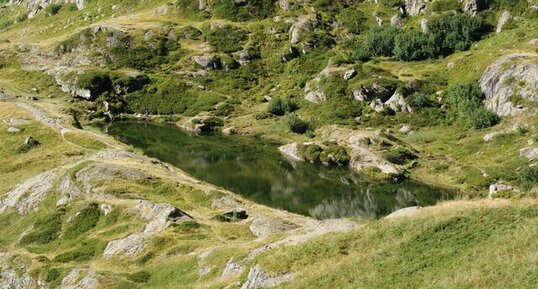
[105,122,452,219]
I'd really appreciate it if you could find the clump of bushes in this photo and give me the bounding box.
[447,83,499,129]
[128,271,151,283]
[53,243,98,263]
[286,114,310,134]
[212,0,276,22]
[383,148,418,165]
[19,210,65,245]
[519,166,538,190]
[359,13,490,61]
[77,71,112,98]
[44,4,62,16]
[207,26,248,53]
[301,143,350,166]
[62,203,101,240]
[267,97,298,116]
[200,117,224,132]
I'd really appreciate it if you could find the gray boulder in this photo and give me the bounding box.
[520,147,538,160]
[479,53,538,116]
[192,55,222,70]
[249,216,297,238]
[405,0,426,16]
[289,16,314,44]
[496,11,512,34]
[240,265,293,289]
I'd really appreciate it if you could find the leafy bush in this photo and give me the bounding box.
[20,211,64,245]
[16,14,28,22]
[207,26,248,53]
[321,143,350,166]
[286,114,309,134]
[519,166,538,190]
[428,13,489,56]
[201,117,224,132]
[44,4,62,16]
[63,203,101,239]
[212,0,276,21]
[301,144,323,162]
[447,83,499,129]
[362,26,400,57]
[408,92,435,109]
[383,148,418,165]
[126,80,196,114]
[76,71,112,98]
[53,245,97,263]
[267,98,298,116]
[128,271,151,283]
[394,31,437,61]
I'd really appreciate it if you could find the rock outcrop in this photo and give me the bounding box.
[249,216,298,238]
[60,268,100,289]
[289,16,315,44]
[278,143,305,162]
[479,53,538,116]
[496,11,512,34]
[240,265,293,289]
[405,0,426,16]
[9,0,85,18]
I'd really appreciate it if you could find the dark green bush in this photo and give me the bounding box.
[212,0,276,21]
[19,211,64,245]
[362,26,400,57]
[267,98,298,116]
[408,92,435,109]
[286,114,309,134]
[383,148,418,165]
[16,14,28,22]
[301,144,323,162]
[380,0,404,7]
[428,13,489,56]
[77,71,112,98]
[63,203,101,240]
[53,245,96,263]
[207,26,248,53]
[201,117,224,132]
[447,83,499,129]
[45,4,62,16]
[321,143,350,166]
[519,166,538,190]
[128,271,151,283]
[394,31,437,61]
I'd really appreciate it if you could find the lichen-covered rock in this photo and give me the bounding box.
[385,206,420,219]
[391,14,404,29]
[60,268,100,289]
[496,11,512,34]
[278,143,305,162]
[221,259,245,279]
[289,16,315,44]
[462,0,479,15]
[489,183,518,197]
[0,170,58,215]
[479,53,538,116]
[520,147,538,160]
[405,0,426,16]
[352,83,396,102]
[192,55,222,70]
[9,0,85,18]
[249,216,298,238]
[240,265,293,289]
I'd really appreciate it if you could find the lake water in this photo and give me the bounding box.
[105,122,453,219]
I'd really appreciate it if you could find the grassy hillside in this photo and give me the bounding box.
[0,0,537,288]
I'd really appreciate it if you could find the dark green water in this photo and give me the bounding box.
[105,122,452,219]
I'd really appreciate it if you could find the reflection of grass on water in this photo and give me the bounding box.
[105,122,453,219]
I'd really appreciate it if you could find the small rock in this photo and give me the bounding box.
[496,11,512,34]
[7,127,21,133]
[399,125,412,134]
[249,216,297,238]
[489,182,518,197]
[240,265,293,289]
[222,127,237,135]
[343,68,357,80]
[24,136,39,146]
[520,147,538,160]
[483,131,503,142]
[385,206,420,219]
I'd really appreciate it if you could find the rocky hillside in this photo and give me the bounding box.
[0,0,537,288]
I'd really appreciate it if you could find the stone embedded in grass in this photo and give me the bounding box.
[18,136,40,153]
[7,127,21,133]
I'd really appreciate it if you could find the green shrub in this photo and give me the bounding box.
[394,31,437,61]
[201,117,224,132]
[76,71,112,98]
[207,26,248,53]
[44,4,62,16]
[286,114,309,134]
[380,0,404,7]
[16,14,28,22]
[301,144,323,162]
[63,203,101,239]
[128,271,151,283]
[519,167,538,190]
[267,98,298,116]
[447,83,499,129]
[428,13,489,56]
[321,143,350,166]
[362,26,400,57]
[408,92,435,109]
[212,0,276,21]
[20,211,65,245]
[383,148,418,165]
[53,245,96,263]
